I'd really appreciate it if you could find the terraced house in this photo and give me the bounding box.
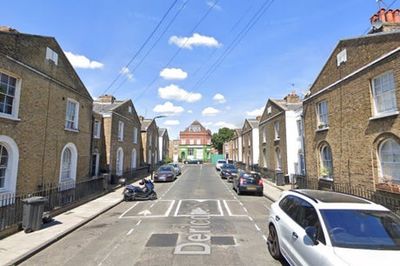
[241,118,259,168]
[303,8,400,196]
[141,118,159,168]
[93,95,141,182]
[258,93,303,183]
[0,27,93,195]
[158,128,169,162]
[231,129,243,163]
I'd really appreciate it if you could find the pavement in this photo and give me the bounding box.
[0,166,290,266]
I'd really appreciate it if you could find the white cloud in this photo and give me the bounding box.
[201,121,213,126]
[164,120,180,126]
[213,93,226,104]
[187,110,193,114]
[64,51,104,69]
[153,101,184,116]
[158,84,202,103]
[206,0,222,10]
[202,107,220,116]
[160,68,188,80]
[120,67,134,81]
[169,33,221,49]
[246,107,264,117]
[214,121,236,129]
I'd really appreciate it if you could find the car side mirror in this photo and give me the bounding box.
[305,226,318,245]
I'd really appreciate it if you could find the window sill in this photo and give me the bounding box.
[93,136,100,139]
[369,111,399,121]
[318,176,333,182]
[0,114,21,122]
[274,138,280,142]
[65,128,79,133]
[316,127,329,132]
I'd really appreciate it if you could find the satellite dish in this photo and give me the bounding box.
[372,20,383,30]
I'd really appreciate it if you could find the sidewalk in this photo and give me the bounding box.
[0,178,144,266]
[262,178,292,202]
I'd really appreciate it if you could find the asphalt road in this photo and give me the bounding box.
[22,164,287,266]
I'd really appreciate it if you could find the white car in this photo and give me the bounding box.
[215,159,227,171]
[267,189,400,266]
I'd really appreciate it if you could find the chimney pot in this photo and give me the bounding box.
[284,91,301,103]
[386,9,394,23]
[379,8,387,22]
[394,9,400,23]
[97,94,116,103]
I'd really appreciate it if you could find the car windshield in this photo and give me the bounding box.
[320,209,400,250]
[159,166,172,172]
[218,160,226,163]
[223,164,236,169]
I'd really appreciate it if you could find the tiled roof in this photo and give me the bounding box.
[270,99,302,111]
[247,119,259,129]
[158,128,167,136]
[93,101,125,114]
[141,119,152,131]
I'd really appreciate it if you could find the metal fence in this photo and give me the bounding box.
[296,176,400,215]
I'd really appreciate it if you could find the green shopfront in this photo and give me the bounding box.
[179,145,211,162]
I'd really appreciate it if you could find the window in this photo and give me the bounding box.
[320,144,333,178]
[149,134,152,147]
[263,127,267,143]
[59,143,77,190]
[262,148,268,168]
[0,72,18,117]
[336,49,347,67]
[379,138,400,183]
[128,106,132,113]
[316,101,328,128]
[274,121,280,140]
[65,99,79,130]
[0,145,8,189]
[93,120,100,139]
[0,136,18,194]
[196,139,201,145]
[133,127,138,144]
[118,121,124,141]
[372,72,397,116]
[267,106,272,114]
[275,147,282,170]
[116,147,124,176]
[46,47,58,65]
[298,151,305,175]
[131,148,137,169]
[188,148,194,156]
[181,139,186,145]
[190,139,194,145]
[91,149,100,177]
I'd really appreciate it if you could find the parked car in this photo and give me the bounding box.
[153,165,176,182]
[184,159,203,164]
[232,171,263,196]
[215,159,227,171]
[169,163,181,175]
[267,189,400,266]
[220,164,238,182]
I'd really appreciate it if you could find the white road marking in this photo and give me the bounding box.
[165,200,176,217]
[248,216,254,222]
[242,207,248,213]
[239,202,244,206]
[174,200,182,217]
[127,228,134,236]
[217,200,224,216]
[118,202,138,219]
[150,203,155,208]
[263,235,268,242]
[254,224,261,231]
[136,220,142,226]
[223,200,232,216]
[265,205,271,211]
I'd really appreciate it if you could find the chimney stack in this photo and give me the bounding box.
[0,26,19,33]
[284,91,300,103]
[370,8,400,33]
[97,94,116,104]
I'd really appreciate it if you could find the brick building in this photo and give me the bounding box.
[241,118,259,167]
[223,139,234,160]
[259,93,303,182]
[93,95,141,181]
[179,121,212,162]
[169,139,180,162]
[303,8,400,194]
[141,118,159,168]
[158,128,169,162]
[0,27,93,194]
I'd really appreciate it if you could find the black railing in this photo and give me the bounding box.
[295,176,400,215]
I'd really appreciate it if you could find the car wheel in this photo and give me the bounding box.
[268,225,282,260]
[124,195,130,201]
[236,188,241,195]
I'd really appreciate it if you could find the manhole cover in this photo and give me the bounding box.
[145,234,179,247]
[211,236,235,245]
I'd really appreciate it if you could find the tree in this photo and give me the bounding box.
[211,127,234,154]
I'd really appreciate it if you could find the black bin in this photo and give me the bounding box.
[275,170,285,186]
[22,196,47,233]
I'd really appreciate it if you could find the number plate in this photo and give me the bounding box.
[246,186,257,191]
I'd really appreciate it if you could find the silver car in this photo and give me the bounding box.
[169,163,181,176]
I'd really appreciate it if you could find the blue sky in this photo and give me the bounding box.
[2,0,388,138]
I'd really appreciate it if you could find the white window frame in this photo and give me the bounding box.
[275,147,282,170]
[378,138,400,183]
[131,148,137,169]
[93,120,101,139]
[320,144,333,180]
[316,101,328,129]
[59,143,78,190]
[263,127,267,143]
[118,121,124,141]
[274,121,280,140]
[149,134,152,147]
[196,139,201,145]
[116,147,124,176]
[371,71,398,117]
[297,119,303,137]
[46,47,58,65]
[190,139,194,145]
[0,135,19,195]
[65,98,79,131]
[133,127,138,144]
[0,71,22,121]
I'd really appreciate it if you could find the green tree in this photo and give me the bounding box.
[211,127,234,154]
